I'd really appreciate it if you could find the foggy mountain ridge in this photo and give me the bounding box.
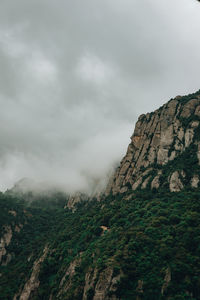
[2,89,200,299]
[0,0,200,194]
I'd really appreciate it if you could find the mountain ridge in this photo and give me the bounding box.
[106,90,200,196]
[1,90,200,299]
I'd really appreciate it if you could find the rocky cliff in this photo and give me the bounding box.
[1,90,200,300]
[106,90,200,195]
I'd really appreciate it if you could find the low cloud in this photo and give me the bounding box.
[0,0,200,192]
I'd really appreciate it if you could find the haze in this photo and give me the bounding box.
[0,0,200,192]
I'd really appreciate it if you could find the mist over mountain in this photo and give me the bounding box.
[1,91,200,299]
[1,1,200,300]
[0,0,200,192]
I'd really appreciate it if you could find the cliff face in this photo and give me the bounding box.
[106,91,200,195]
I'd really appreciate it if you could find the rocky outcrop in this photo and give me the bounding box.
[58,254,83,299]
[0,226,12,265]
[93,268,120,300]
[106,92,200,195]
[169,171,184,192]
[161,267,171,295]
[18,246,48,300]
[83,268,98,300]
[83,267,121,300]
[58,256,120,300]
[0,221,24,267]
[65,192,90,212]
[191,175,199,188]
[151,171,162,189]
[136,280,144,300]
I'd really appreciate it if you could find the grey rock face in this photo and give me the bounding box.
[18,246,48,300]
[191,175,199,188]
[161,267,171,295]
[106,93,200,195]
[0,226,12,265]
[66,192,90,212]
[151,171,162,189]
[169,171,184,192]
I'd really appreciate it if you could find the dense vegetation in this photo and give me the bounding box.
[0,187,200,299]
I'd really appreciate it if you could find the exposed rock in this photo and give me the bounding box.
[66,192,89,212]
[132,176,143,191]
[136,279,144,300]
[157,125,174,165]
[177,127,185,144]
[185,128,194,148]
[197,144,200,165]
[191,175,199,188]
[151,171,162,189]
[106,95,200,195]
[119,161,130,175]
[141,176,151,189]
[169,150,176,161]
[191,120,199,128]
[93,267,121,300]
[180,170,186,178]
[58,254,83,298]
[58,256,121,300]
[83,268,98,300]
[19,246,48,300]
[195,105,200,117]
[60,258,79,287]
[180,99,199,118]
[0,226,12,265]
[161,267,171,295]
[119,186,128,193]
[169,171,183,192]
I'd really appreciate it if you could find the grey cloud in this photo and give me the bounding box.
[0,0,199,191]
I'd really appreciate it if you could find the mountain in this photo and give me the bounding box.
[1,90,200,300]
[106,90,200,195]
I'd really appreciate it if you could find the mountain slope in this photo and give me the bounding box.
[1,91,200,300]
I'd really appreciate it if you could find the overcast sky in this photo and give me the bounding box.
[0,0,200,192]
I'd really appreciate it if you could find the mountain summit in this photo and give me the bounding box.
[106,90,200,195]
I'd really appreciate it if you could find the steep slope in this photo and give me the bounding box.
[106,90,200,195]
[1,91,200,300]
[2,189,200,300]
